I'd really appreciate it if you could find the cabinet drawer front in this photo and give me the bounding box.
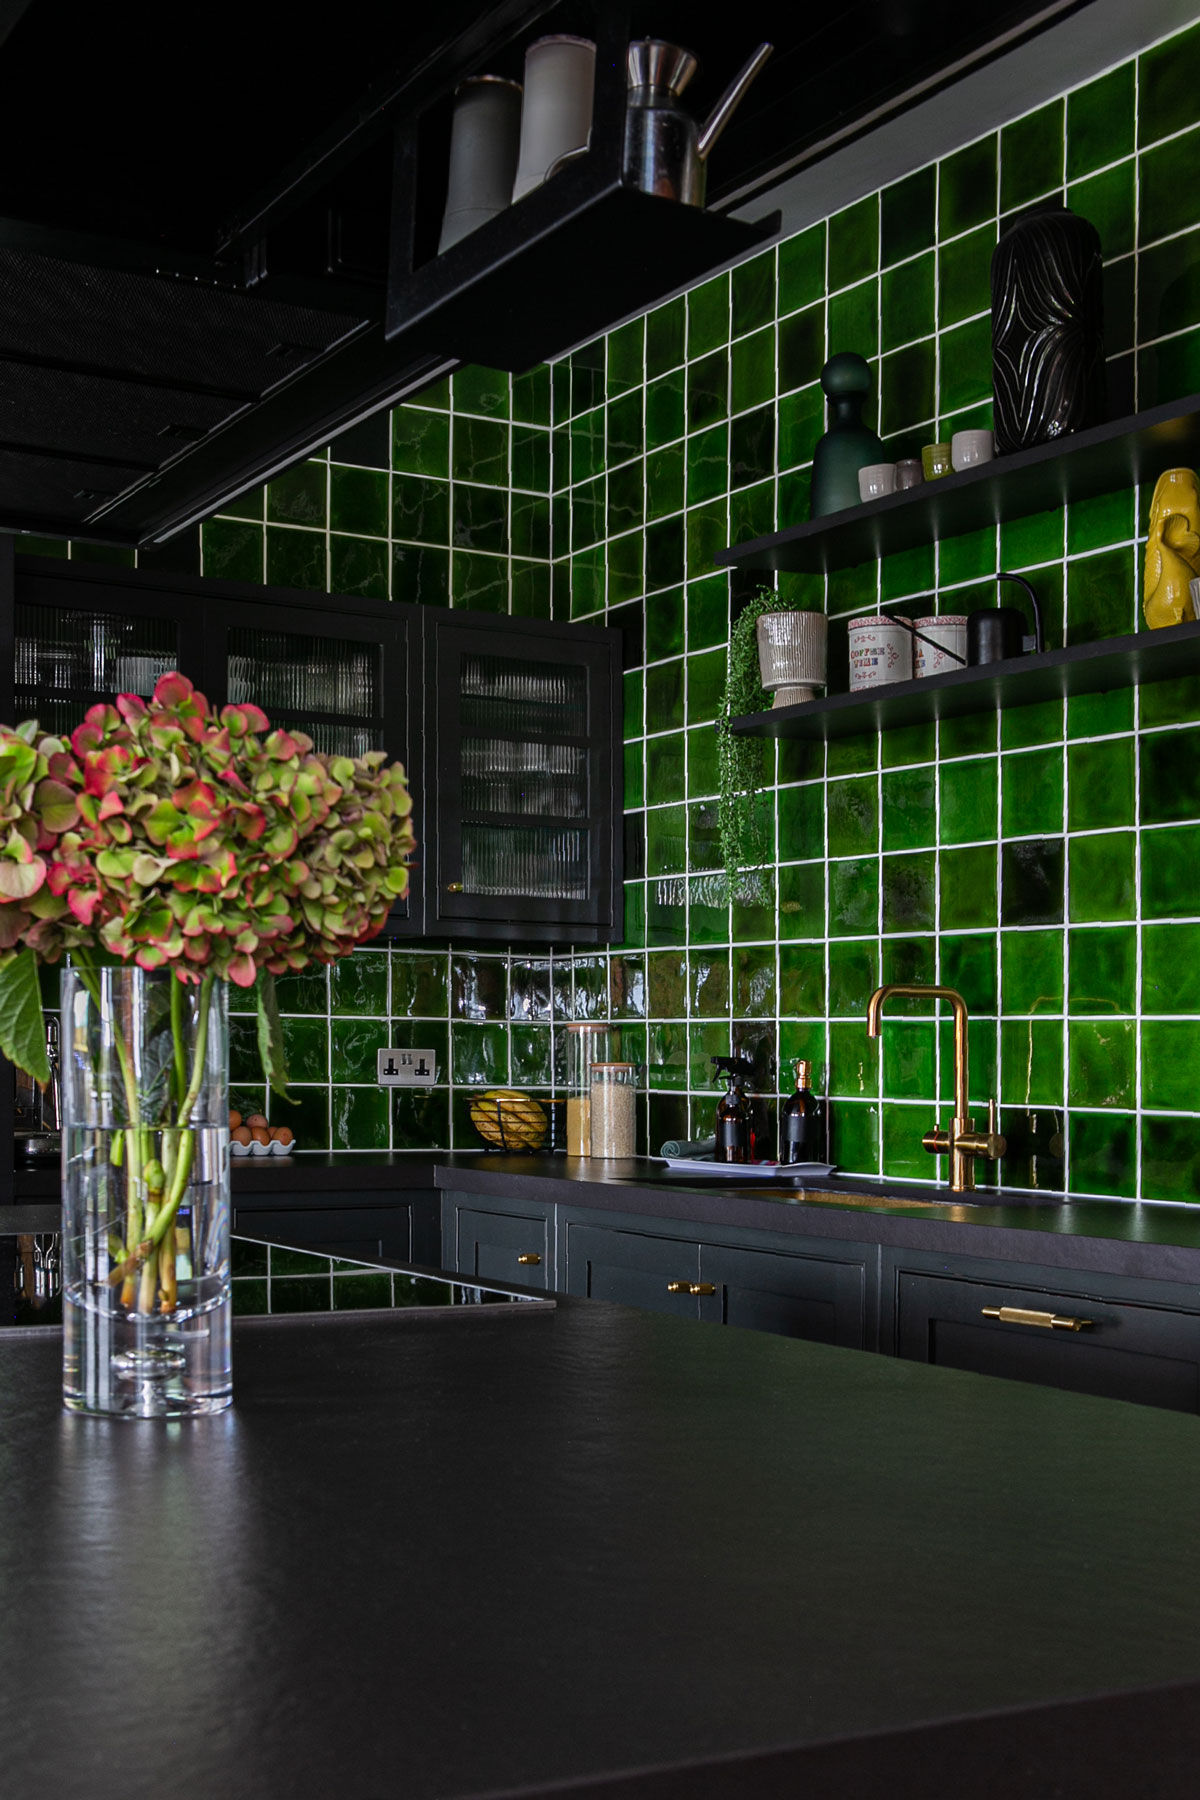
[699,1244,866,1347]
[564,1224,701,1318]
[455,1207,551,1289]
[897,1271,1200,1413]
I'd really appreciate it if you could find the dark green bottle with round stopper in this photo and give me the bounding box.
[809,352,883,518]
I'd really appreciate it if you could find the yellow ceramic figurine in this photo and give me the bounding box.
[1144,467,1200,629]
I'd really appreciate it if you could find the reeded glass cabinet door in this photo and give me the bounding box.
[431,615,620,938]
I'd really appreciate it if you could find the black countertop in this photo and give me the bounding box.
[4,1271,1200,1796]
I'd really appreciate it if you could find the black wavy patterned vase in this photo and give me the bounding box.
[991,206,1106,454]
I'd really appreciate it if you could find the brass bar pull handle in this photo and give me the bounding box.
[666,1280,691,1294]
[667,1281,717,1296]
[445,882,464,893]
[517,1253,541,1266]
[982,1306,1094,1332]
[691,1283,716,1296]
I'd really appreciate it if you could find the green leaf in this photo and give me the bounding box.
[254,970,295,1103]
[0,948,49,1084]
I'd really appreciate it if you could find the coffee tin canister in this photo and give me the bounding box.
[848,615,913,691]
[913,614,968,679]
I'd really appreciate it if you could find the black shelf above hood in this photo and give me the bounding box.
[0,0,1089,549]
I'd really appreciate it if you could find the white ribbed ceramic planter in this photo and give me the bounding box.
[756,612,827,708]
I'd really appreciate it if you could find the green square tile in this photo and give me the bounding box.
[512,363,551,425]
[1068,63,1134,178]
[1139,126,1200,246]
[453,366,509,416]
[734,943,777,1017]
[940,756,998,845]
[825,938,876,1015]
[606,319,645,398]
[827,279,878,362]
[645,516,684,590]
[1000,746,1062,839]
[332,1085,391,1150]
[687,423,729,505]
[1141,671,1200,731]
[881,1102,936,1181]
[880,253,934,352]
[1139,21,1200,147]
[1066,546,1135,643]
[882,935,936,1003]
[939,526,997,587]
[607,390,644,465]
[1137,229,1200,348]
[688,274,729,358]
[570,344,605,416]
[827,731,878,778]
[881,764,936,851]
[730,406,775,490]
[1000,101,1064,212]
[281,1016,329,1084]
[453,549,508,612]
[453,415,508,485]
[882,721,936,768]
[646,297,685,378]
[777,781,824,859]
[570,409,605,484]
[1142,823,1200,917]
[392,1087,449,1151]
[939,137,997,237]
[646,804,687,876]
[644,584,683,660]
[778,223,826,315]
[687,352,728,430]
[880,339,935,436]
[1067,737,1134,831]
[453,483,507,554]
[999,1017,1063,1107]
[451,1021,508,1086]
[217,485,263,522]
[732,252,776,336]
[646,442,684,518]
[329,465,387,538]
[686,724,719,798]
[392,542,450,607]
[1070,1111,1137,1199]
[831,1100,879,1173]
[646,733,685,805]
[1068,160,1135,261]
[1002,838,1064,927]
[828,194,879,291]
[939,932,997,1014]
[731,327,775,415]
[1143,1019,1200,1109]
[881,166,936,266]
[1067,829,1135,922]
[1001,698,1062,751]
[881,1018,936,1100]
[608,529,644,605]
[938,315,991,415]
[1001,928,1063,1014]
[1143,922,1200,1012]
[512,492,551,560]
[1066,487,1134,558]
[1067,690,1133,740]
[1138,327,1200,409]
[1141,725,1200,824]
[646,368,685,447]
[266,528,324,591]
[331,953,388,1018]
[938,226,994,330]
[685,647,724,725]
[268,461,326,527]
[393,406,450,477]
[999,504,1063,568]
[1142,1114,1200,1202]
[826,776,877,857]
[882,850,934,933]
[939,712,995,761]
[329,535,388,600]
[686,502,728,580]
[942,842,1000,928]
[201,519,262,583]
[778,385,823,472]
[1068,1018,1134,1107]
[511,425,551,493]
[829,1020,879,1097]
[1068,925,1135,1014]
[393,473,449,543]
[624,740,645,810]
[728,479,774,546]
[275,966,329,1014]
[828,857,878,936]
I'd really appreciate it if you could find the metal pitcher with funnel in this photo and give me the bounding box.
[623,40,773,206]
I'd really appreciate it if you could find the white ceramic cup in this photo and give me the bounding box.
[913,615,968,679]
[511,36,596,203]
[848,616,913,691]
[439,77,524,253]
[857,463,897,502]
[951,429,995,470]
[894,458,924,490]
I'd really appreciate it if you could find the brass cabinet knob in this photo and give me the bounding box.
[445,882,464,893]
[667,1281,717,1296]
[982,1305,1094,1332]
[517,1252,541,1266]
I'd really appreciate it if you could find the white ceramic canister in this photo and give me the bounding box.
[847,615,913,691]
[756,610,828,708]
[913,614,968,679]
[438,76,524,253]
[511,36,596,202]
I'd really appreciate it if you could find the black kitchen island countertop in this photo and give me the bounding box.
[4,1267,1200,1798]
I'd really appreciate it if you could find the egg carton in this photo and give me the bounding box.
[230,1137,295,1158]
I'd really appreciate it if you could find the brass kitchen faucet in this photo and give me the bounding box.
[866,985,1005,1192]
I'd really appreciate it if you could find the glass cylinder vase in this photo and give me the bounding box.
[60,964,231,1418]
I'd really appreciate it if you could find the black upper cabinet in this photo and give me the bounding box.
[2,545,621,944]
[427,612,622,941]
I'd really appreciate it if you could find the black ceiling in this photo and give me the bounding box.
[0,0,1089,547]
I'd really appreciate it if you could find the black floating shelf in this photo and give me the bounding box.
[714,393,1200,577]
[387,161,778,372]
[730,619,1200,741]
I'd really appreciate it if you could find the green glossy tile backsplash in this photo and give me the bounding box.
[29,18,1200,1199]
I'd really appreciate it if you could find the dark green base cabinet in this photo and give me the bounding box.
[446,1201,553,1290]
[888,1251,1200,1414]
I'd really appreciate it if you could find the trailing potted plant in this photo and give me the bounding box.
[716,587,825,895]
[0,673,415,1417]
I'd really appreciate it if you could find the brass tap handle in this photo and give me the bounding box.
[982,1305,1094,1332]
[517,1253,541,1266]
[956,1100,1006,1161]
[922,1127,950,1156]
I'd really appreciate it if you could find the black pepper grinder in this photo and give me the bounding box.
[779,1059,822,1165]
[712,1055,754,1164]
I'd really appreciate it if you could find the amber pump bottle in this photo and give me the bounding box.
[779,1059,822,1165]
[712,1055,753,1163]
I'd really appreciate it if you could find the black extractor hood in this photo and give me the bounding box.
[0,0,1086,548]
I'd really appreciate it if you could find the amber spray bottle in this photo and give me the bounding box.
[712,1055,753,1163]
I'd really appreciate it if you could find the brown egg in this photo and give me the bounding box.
[271,1125,294,1146]
[250,1125,270,1145]
[229,1110,243,1130]
[246,1113,268,1129]
[231,1126,252,1146]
